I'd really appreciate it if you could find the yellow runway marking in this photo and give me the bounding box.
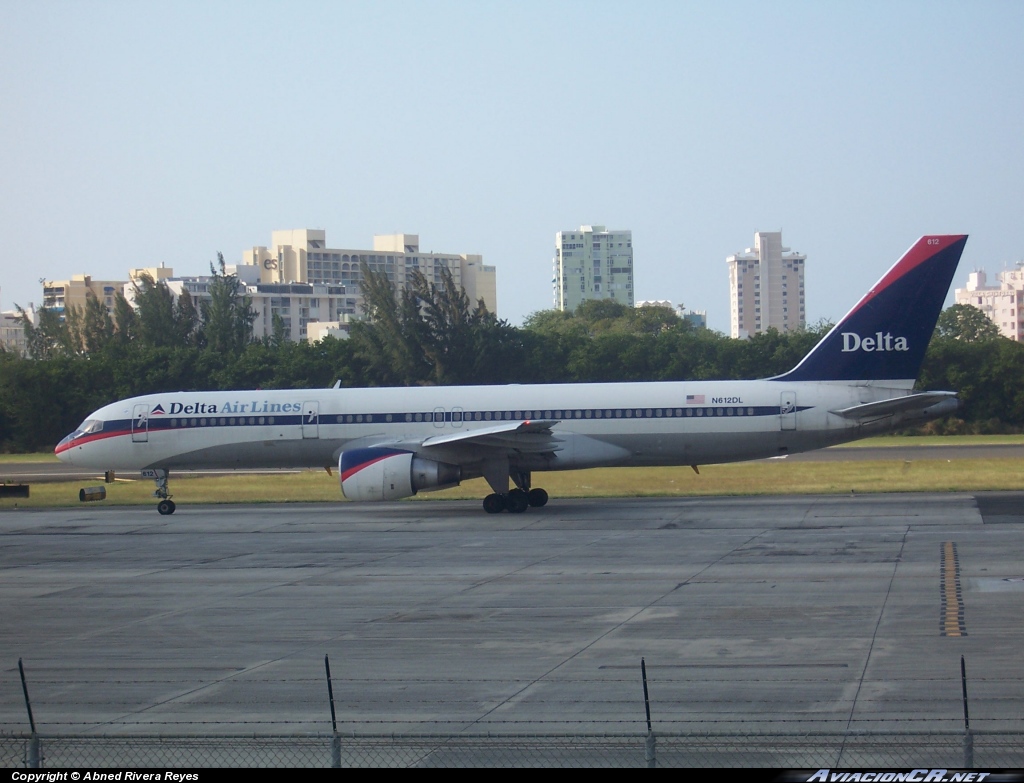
[940,541,967,637]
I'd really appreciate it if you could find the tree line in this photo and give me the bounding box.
[1,261,1021,452]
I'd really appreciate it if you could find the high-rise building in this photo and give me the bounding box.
[240,230,497,317]
[954,266,1024,341]
[554,225,633,311]
[727,231,806,339]
[40,275,127,319]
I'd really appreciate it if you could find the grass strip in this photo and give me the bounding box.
[3,457,1022,509]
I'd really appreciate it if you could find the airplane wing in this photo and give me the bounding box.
[420,419,562,454]
[341,419,567,503]
[830,391,958,421]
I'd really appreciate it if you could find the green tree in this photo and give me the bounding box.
[269,312,288,348]
[76,292,114,354]
[112,290,138,346]
[567,331,654,381]
[521,308,578,334]
[351,261,518,386]
[200,253,255,354]
[21,306,73,359]
[628,304,684,336]
[133,274,179,347]
[0,352,113,450]
[351,261,430,384]
[574,298,631,332]
[934,303,1000,342]
[175,288,201,347]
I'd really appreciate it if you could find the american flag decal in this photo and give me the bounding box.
[686,394,705,404]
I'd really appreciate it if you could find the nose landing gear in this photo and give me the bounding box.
[144,469,176,515]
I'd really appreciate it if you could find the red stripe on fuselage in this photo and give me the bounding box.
[54,428,132,455]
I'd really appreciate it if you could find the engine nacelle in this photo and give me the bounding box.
[339,447,462,501]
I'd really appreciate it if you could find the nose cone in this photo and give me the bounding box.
[55,434,74,464]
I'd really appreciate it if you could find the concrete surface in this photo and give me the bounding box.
[1,493,1022,735]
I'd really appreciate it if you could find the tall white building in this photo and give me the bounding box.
[954,266,1024,341]
[240,230,497,317]
[554,225,633,311]
[727,231,806,339]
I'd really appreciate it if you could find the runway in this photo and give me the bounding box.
[1,494,1023,735]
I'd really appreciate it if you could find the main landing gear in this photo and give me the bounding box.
[482,471,549,514]
[149,469,176,515]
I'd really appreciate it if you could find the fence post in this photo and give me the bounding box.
[331,733,341,768]
[325,654,341,767]
[641,657,656,768]
[18,659,40,767]
[645,730,657,768]
[961,655,973,768]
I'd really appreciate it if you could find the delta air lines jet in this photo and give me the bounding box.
[56,235,968,515]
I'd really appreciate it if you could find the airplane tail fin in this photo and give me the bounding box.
[775,235,968,385]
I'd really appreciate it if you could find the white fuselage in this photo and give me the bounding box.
[57,378,919,477]
[53,233,969,514]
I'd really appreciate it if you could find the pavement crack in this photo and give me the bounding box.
[463,529,768,727]
[838,526,910,758]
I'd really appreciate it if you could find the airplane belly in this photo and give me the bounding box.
[540,429,788,469]
[152,438,341,470]
[544,433,632,469]
[629,432,782,465]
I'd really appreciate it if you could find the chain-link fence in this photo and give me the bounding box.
[1,730,1021,768]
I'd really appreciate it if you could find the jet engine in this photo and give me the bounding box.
[339,447,462,501]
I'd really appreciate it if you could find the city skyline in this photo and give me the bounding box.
[2,2,1021,333]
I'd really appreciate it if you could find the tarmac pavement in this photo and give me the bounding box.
[1,493,1022,735]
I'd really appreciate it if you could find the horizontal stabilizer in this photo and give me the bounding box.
[831,392,958,421]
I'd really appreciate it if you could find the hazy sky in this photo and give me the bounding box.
[2,1,1021,332]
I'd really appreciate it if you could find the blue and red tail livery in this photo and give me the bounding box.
[777,235,967,383]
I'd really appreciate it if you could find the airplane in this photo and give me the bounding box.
[56,234,968,516]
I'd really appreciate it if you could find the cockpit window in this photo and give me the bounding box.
[78,419,104,435]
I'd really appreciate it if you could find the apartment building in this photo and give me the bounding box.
[955,266,1024,341]
[554,225,633,311]
[727,231,806,339]
[240,230,497,316]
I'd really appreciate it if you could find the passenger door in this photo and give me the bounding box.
[132,404,150,443]
[302,401,319,439]
[780,392,797,431]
